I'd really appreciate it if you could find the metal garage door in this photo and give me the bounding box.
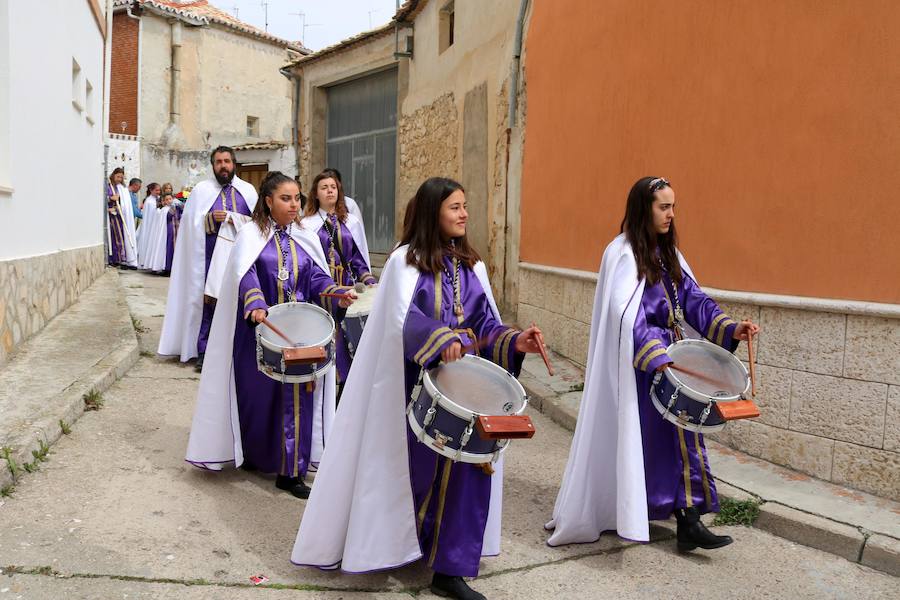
[326,68,397,254]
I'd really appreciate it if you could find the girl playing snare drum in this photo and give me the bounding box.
[547,177,760,552]
[184,172,354,499]
[291,177,545,600]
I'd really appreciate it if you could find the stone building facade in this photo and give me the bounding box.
[109,0,305,187]
[287,0,529,301]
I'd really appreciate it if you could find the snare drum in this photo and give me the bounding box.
[256,302,335,383]
[650,339,749,433]
[407,354,528,464]
[341,284,378,358]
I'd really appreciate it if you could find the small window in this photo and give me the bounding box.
[247,116,259,137]
[85,79,94,125]
[71,58,83,112]
[439,1,454,54]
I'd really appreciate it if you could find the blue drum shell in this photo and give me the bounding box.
[341,313,368,358]
[410,386,500,456]
[259,341,334,381]
[652,372,726,429]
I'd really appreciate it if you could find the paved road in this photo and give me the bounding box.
[0,271,895,599]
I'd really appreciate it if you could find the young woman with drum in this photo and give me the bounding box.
[291,177,545,600]
[184,172,354,499]
[547,177,760,552]
[301,171,376,393]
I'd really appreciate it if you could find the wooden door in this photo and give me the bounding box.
[237,163,268,192]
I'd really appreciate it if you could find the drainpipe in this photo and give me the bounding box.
[169,20,183,128]
[502,0,530,309]
[279,66,302,178]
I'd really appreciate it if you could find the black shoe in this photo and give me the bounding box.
[675,507,733,552]
[194,353,205,372]
[239,460,257,472]
[430,573,486,600]
[275,475,311,499]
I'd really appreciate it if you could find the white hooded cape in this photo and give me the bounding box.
[158,176,258,361]
[185,221,336,469]
[545,233,695,545]
[106,182,137,266]
[291,245,504,573]
[344,195,362,222]
[301,210,371,273]
[135,196,155,266]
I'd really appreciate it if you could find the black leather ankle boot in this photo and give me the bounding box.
[431,572,487,600]
[675,507,733,552]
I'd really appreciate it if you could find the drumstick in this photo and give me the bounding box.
[320,292,354,299]
[746,322,757,397]
[668,363,734,391]
[260,317,295,346]
[532,322,555,376]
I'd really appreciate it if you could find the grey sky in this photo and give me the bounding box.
[224,0,401,51]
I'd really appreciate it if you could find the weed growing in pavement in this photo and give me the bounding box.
[570,382,584,392]
[83,389,104,411]
[131,316,149,334]
[1,446,19,478]
[59,420,72,435]
[713,497,761,527]
[0,484,13,497]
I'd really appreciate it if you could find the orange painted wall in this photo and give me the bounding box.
[520,0,900,304]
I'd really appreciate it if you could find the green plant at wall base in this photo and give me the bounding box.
[1,446,19,478]
[713,497,761,527]
[32,439,50,463]
[59,420,72,435]
[83,389,104,411]
[131,316,149,334]
[0,484,13,497]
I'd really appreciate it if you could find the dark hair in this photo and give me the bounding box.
[129,178,141,186]
[620,176,681,286]
[109,167,124,182]
[209,145,236,166]
[252,171,299,234]
[323,167,342,183]
[400,177,480,274]
[304,171,348,222]
[145,182,160,198]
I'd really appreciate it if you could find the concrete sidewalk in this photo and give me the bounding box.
[518,350,900,577]
[0,268,139,494]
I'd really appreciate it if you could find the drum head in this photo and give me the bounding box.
[429,355,526,416]
[345,284,378,318]
[667,339,748,400]
[261,302,334,349]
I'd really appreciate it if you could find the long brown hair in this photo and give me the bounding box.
[303,172,348,222]
[619,176,682,285]
[400,177,480,274]
[252,171,299,235]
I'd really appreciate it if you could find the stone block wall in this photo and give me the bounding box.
[0,245,106,367]
[517,262,900,500]
[396,92,460,215]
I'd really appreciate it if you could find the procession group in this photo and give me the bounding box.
[106,147,760,600]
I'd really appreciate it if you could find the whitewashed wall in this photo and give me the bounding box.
[0,0,105,260]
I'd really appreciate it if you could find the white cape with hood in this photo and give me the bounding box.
[301,210,371,273]
[135,195,154,264]
[545,233,695,545]
[158,176,258,361]
[106,182,137,266]
[291,245,504,573]
[185,222,336,469]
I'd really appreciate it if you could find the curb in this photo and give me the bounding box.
[520,377,900,577]
[0,278,139,494]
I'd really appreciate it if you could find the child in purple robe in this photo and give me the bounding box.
[184,172,353,500]
[291,177,545,600]
[301,171,376,393]
[547,177,760,552]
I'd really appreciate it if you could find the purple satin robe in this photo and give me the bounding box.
[632,268,739,520]
[107,183,127,265]
[233,231,342,477]
[197,184,252,355]
[402,255,522,577]
[315,213,376,384]
[165,202,184,272]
